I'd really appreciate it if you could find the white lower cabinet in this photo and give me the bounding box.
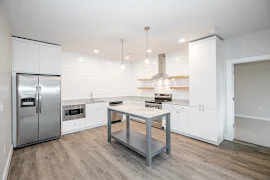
[170,109,179,132]
[178,110,189,134]
[163,104,190,134]
[189,107,217,142]
[189,107,203,138]
[202,109,217,142]
[163,104,218,144]
[62,118,86,134]
[86,102,109,128]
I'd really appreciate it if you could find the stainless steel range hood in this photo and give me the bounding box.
[151,54,170,80]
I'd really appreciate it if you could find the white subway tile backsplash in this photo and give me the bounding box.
[62,49,189,100]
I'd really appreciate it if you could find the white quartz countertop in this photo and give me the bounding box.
[108,105,171,120]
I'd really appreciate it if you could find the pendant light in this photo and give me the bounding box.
[120,39,125,69]
[144,26,150,64]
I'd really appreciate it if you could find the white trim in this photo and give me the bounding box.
[170,130,221,146]
[62,123,107,135]
[235,114,270,122]
[226,54,270,141]
[2,145,13,180]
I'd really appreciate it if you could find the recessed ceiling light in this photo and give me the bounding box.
[179,39,186,43]
[93,49,99,53]
[209,27,218,34]
[125,56,130,59]
[147,49,152,53]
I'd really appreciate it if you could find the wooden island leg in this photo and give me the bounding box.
[108,109,111,142]
[166,113,171,154]
[146,120,152,166]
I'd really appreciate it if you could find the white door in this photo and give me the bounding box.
[178,110,189,134]
[202,109,217,142]
[39,45,61,75]
[201,39,217,109]
[85,104,98,127]
[189,43,202,107]
[13,39,40,73]
[189,107,203,138]
[170,109,179,132]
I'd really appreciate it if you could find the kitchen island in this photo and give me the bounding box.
[107,105,171,166]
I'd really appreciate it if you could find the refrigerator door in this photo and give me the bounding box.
[38,75,61,140]
[17,74,39,146]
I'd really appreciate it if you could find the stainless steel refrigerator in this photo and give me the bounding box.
[16,74,61,147]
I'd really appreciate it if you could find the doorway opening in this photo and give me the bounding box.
[226,54,270,146]
[234,60,270,147]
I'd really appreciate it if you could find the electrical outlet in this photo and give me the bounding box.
[4,146,6,155]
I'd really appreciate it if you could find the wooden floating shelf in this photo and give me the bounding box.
[137,87,154,90]
[170,86,189,90]
[170,75,189,79]
[137,78,152,81]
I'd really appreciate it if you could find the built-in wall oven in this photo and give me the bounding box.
[63,104,85,121]
[145,93,172,129]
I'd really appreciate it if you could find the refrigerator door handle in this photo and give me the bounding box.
[39,86,42,113]
[36,86,39,114]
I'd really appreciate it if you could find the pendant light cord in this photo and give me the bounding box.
[146,29,149,58]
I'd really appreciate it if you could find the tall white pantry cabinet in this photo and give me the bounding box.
[189,36,225,144]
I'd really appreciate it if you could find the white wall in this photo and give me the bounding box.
[234,60,270,119]
[224,28,270,140]
[224,28,270,60]
[132,50,189,99]
[0,5,12,180]
[61,51,136,100]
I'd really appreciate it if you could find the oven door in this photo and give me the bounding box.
[145,103,163,129]
[145,102,162,109]
[66,108,83,116]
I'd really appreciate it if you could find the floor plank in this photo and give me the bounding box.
[8,121,270,180]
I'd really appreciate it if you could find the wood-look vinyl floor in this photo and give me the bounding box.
[8,121,270,180]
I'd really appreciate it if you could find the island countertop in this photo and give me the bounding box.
[108,105,170,120]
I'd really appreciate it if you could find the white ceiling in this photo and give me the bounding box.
[1,0,270,61]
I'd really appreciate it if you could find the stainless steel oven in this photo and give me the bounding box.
[145,93,172,129]
[63,104,85,121]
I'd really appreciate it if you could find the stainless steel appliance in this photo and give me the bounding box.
[109,101,123,123]
[145,93,172,129]
[16,74,61,148]
[63,104,85,121]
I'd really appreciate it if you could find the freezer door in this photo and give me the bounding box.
[38,75,61,140]
[17,74,39,146]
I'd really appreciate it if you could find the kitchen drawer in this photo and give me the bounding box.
[63,118,85,133]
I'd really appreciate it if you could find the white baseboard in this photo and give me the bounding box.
[2,145,13,180]
[62,123,107,135]
[235,114,270,122]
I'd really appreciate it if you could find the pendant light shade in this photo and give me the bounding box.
[120,39,125,70]
[144,26,150,64]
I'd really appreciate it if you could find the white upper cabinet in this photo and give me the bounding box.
[189,36,219,109]
[201,40,216,109]
[189,43,202,108]
[13,39,40,73]
[12,37,61,75]
[39,45,62,75]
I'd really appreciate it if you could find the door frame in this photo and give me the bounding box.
[225,54,270,141]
